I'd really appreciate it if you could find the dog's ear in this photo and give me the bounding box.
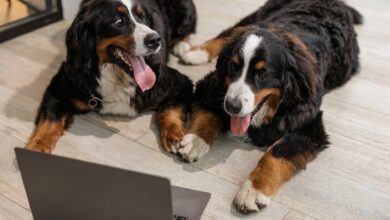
[273,29,318,103]
[215,40,235,79]
[215,33,245,81]
[65,6,98,74]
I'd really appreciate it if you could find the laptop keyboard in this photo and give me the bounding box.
[173,215,188,220]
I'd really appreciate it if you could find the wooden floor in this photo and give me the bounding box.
[0,0,390,219]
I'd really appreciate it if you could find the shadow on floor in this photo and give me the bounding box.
[148,114,262,171]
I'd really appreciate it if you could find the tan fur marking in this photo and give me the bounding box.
[254,88,281,106]
[232,55,240,64]
[118,5,127,13]
[193,25,258,61]
[191,38,226,61]
[135,5,144,16]
[157,107,186,151]
[26,117,68,154]
[263,95,280,124]
[255,61,266,70]
[254,88,281,124]
[72,99,90,111]
[225,76,231,88]
[188,110,222,145]
[97,35,135,64]
[232,25,259,36]
[250,151,296,196]
[111,64,129,82]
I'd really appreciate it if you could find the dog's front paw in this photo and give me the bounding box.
[26,140,53,154]
[160,126,184,154]
[178,134,210,162]
[234,180,270,214]
[180,49,209,65]
[172,40,191,57]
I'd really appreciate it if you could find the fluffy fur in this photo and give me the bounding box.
[26,0,197,153]
[177,0,362,213]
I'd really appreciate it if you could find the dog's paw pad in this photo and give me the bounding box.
[234,180,270,214]
[161,127,184,154]
[178,134,210,162]
[180,49,209,65]
[172,41,191,57]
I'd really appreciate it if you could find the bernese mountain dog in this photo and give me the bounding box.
[25,0,197,153]
[175,0,363,213]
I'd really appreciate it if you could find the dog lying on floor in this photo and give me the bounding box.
[26,0,197,153]
[175,0,362,213]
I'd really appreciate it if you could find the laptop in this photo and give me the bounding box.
[15,148,210,220]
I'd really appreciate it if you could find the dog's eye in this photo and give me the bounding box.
[231,61,241,72]
[256,68,267,78]
[136,12,147,23]
[114,18,124,26]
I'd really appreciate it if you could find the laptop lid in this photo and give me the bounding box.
[172,186,210,220]
[15,148,173,220]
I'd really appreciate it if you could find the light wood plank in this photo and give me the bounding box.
[283,210,316,220]
[0,194,31,220]
[323,97,390,150]
[0,131,30,209]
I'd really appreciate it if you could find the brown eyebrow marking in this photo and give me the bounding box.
[254,88,281,106]
[232,55,240,64]
[255,61,266,70]
[225,76,231,88]
[118,5,127,13]
[135,5,144,15]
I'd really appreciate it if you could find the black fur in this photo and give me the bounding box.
[194,0,361,161]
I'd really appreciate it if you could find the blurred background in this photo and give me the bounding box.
[0,0,82,42]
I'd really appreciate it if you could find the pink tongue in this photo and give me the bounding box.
[230,115,251,136]
[128,56,156,92]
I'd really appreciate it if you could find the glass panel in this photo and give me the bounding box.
[0,0,59,27]
[0,0,62,42]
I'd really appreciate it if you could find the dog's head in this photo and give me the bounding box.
[217,28,318,136]
[66,0,162,92]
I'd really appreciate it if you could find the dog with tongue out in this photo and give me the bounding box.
[25,0,196,155]
[173,0,359,215]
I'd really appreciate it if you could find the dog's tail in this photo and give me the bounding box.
[346,5,363,25]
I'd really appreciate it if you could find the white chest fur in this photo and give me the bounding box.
[250,101,270,128]
[97,63,138,117]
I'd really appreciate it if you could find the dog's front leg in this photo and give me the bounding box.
[178,109,222,162]
[157,106,187,154]
[234,145,296,214]
[234,113,328,213]
[26,115,73,154]
[25,90,90,153]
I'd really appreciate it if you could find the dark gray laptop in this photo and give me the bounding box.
[15,148,210,220]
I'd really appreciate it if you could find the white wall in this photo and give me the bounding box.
[61,0,82,20]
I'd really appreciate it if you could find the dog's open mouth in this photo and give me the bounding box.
[230,95,270,136]
[111,47,156,92]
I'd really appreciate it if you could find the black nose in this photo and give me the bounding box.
[225,97,242,114]
[144,33,161,50]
